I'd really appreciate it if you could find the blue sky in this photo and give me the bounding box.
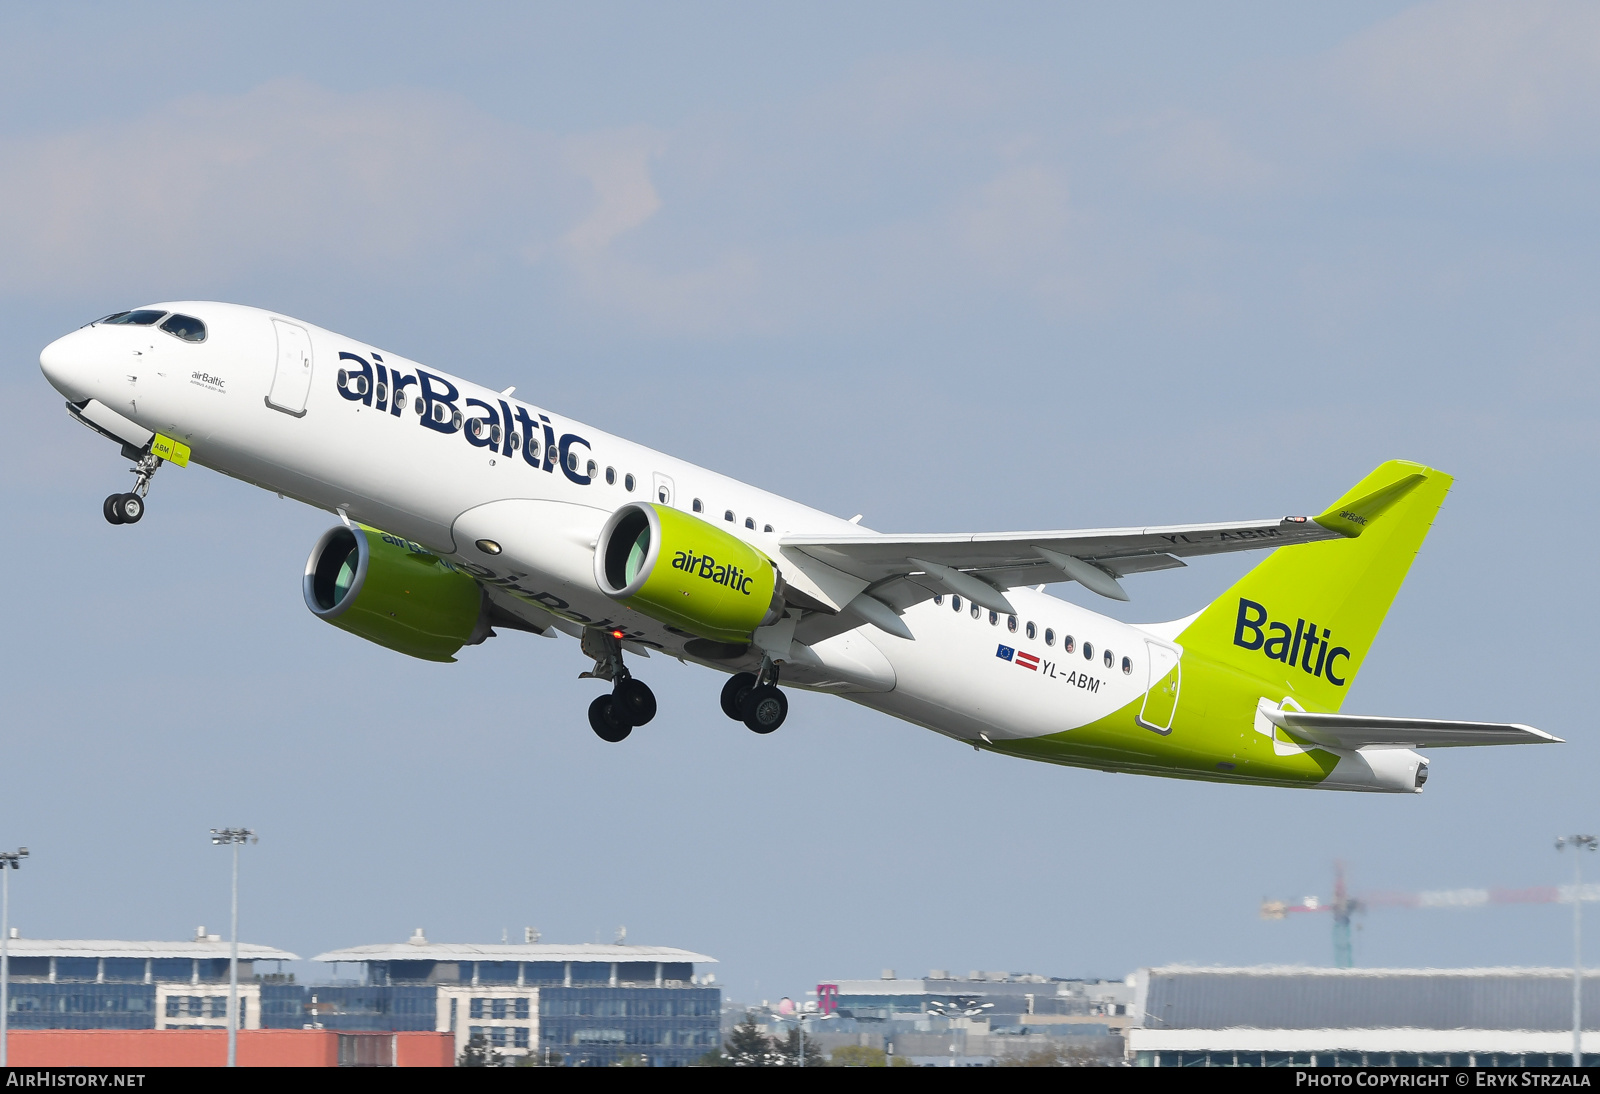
[2,1,1597,1000]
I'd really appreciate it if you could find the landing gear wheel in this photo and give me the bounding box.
[720,672,758,721]
[588,695,633,742]
[118,493,144,524]
[614,679,657,726]
[741,685,788,734]
[103,494,126,525]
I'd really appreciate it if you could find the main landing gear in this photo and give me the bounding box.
[581,629,657,744]
[103,448,161,526]
[720,656,788,734]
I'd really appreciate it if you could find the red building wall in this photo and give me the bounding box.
[4,1029,453,1067]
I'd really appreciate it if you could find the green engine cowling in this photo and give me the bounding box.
[594,502,784,645]
[303,525,487,662]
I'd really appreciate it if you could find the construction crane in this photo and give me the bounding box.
[1261,861,1600,968]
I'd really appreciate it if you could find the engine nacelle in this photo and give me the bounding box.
[595,502,783,646]
[304,525,486,662]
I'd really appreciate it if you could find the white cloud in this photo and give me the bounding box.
[561,129,666,255]
[1329,0,1600,151]
[0,79,581,294]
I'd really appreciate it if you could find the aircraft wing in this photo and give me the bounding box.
[780,515,1340,608]
[1263,709,1562,750]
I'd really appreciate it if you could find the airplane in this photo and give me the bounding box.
[38,302,1558,793]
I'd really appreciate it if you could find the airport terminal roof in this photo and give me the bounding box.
[0,938,299,961]
[1134,966,1600,1032]
[313,940,715,964]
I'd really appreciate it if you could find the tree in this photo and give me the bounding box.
[723,1012,783,1066]
[458,1033,503,1067]
[771,1024,825,1067]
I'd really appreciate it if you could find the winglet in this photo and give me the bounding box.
[1313,468,1428,538]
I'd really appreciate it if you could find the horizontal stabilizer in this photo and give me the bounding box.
[1263,708,1561,750]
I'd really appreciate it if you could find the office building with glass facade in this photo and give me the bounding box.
[0,934,298,1031]
[305,933,720,1065]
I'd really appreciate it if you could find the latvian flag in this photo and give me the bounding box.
[1015,651,1040,671]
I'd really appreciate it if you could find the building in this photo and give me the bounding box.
[1,932,297,1031]
[1126,966,1600,1067]
[1,929,720,1066]
[785,969,1132,1064]
[303,930,721,1066]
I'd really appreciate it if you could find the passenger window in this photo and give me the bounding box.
[1063,635,1075,654]
[491,424,501,445]
[103,310,166,326]
[1104,649,1114,669]
[1026,622,1037,639]
[624,473,635,492]
[1083,642,1094,661]
[658,487,669,503]
[1122,656,1133,675]
[745,517,755,529]
[693,499,703,513]
[724,510,735,522]
[951,596,962,612]
[567,451,578,472]
[934,594,943,606]
[763,524,773,533]
[1044,628,1054,646]
[509,432,521,451]
[1007,615,1017,633]
[605,467,616,485]
[988,610,998,626]
[159,314,206,342]
[971,604,980,619]
[587,459,598,479]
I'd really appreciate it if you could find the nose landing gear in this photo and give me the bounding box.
[720,657,788,734]
[102,448,161,526]
[581,628,657,743]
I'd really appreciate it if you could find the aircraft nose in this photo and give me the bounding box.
[39,329,101,402]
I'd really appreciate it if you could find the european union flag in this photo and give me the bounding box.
[996,645,1014,661]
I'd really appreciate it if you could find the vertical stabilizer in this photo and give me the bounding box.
[1176,460,1452,711]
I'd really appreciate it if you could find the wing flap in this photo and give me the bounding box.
[1264,709,1561,750]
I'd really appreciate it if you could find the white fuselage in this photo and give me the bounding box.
[39,302,1173,754]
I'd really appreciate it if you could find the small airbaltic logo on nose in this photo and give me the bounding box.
[1232,598,1351,686]
[671,551,754,595]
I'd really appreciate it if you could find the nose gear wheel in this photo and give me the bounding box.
[102,449,162,526]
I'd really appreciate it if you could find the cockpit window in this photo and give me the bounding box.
[95,312,130,325]
[103,310,167,326]
[160,314,206,342]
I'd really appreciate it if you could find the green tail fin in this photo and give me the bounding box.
[1176,460,1452,712]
